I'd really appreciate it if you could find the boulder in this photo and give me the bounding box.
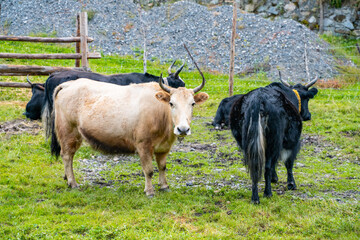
[308,16,317,24]
[324,18,334,27]
[245,4,255,12]
[342,19,354,30]
[284,2,296,12]
[267,6,279,15]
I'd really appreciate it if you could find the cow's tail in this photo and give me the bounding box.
[50,85,63,158]
[243,100,266,184]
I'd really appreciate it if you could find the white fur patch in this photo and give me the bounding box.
[279,149,292,163]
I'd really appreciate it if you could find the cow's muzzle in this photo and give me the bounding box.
[174,126,191,136]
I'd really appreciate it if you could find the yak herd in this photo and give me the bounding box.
[22,48,318,204]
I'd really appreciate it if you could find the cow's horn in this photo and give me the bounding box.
[278,70,291,87]
[159,73,171,93]
[183,44,206,93]
[26,75,33,85]
[305,76,318,88]
[174,60,185,78]
[167,60,176,74]
[38,84,45,91]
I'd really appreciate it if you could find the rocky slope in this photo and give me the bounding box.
[1,0,353,81]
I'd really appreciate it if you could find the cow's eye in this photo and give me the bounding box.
[191,102,196,107]
[169,102,174,107]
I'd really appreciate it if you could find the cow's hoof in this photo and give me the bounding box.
[264,192,273,198]
[144,189,155,197]
[271,177,278,183]
[160,187,170,192]
[68,182,79,188]
[288,183,297,190]
[146,194,155,198]
[251,199,260,204]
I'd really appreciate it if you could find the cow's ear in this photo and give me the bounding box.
[155,91,170,103]
[194,92,209,105]
[307,88,318,98]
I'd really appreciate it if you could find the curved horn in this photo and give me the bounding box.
[167,60,176,74]
[183,44,206,93]
[278,70,290,87]
[174,59,185,77]
[159,73,171,93]
[26,75,33,85]
[305,76,318,88]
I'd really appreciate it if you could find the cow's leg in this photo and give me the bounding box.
[155,152,169,191]
[285,152,297,190]
[58,130,82,188]
[55,110,82,188]
[137,143,155,197]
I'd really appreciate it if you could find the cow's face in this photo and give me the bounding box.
[166,60,186,88]
[293,84,318,121]
[165,73,185,88]
[155,88,208,136]
[24,84,45,120]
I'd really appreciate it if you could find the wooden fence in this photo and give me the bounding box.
[0,12,101,88]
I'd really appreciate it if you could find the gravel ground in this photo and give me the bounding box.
[1,0,354,82]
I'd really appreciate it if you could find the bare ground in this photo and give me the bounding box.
[0,119,42,135]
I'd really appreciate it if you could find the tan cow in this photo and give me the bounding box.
[51,74,208,196]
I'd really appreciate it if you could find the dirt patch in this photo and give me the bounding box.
[172,141,218,154]
[52,123,356,203]
[76,133,326,186]
[0,119,42,135]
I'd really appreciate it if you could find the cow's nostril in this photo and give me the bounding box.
[176,126,190,135]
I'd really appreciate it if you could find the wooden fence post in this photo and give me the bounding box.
[75,14,81,67]
[80,12,89,69]
[319,0,324,34]
[229,1,237,97]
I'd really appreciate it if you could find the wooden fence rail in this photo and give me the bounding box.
[0,52,101,60]
[0,35,94,43]
[0,64,89,76]
[0,12,100,82]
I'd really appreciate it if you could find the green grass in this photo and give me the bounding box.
[0,35,359,239]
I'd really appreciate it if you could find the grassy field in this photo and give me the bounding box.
[0,37,359,239]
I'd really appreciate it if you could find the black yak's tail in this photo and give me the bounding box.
[50,86,63,158]
[243,100,266,184]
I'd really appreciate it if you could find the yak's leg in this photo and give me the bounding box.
[155,152,169,191]
[264,151,281,198]
[251,182,260,204]
[138,143,155,197]
[285,151,298,190]
[264,118,282,198]
[264,162,273,198]
[271,164,278,183]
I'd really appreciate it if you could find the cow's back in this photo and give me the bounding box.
[54,79,173,154]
